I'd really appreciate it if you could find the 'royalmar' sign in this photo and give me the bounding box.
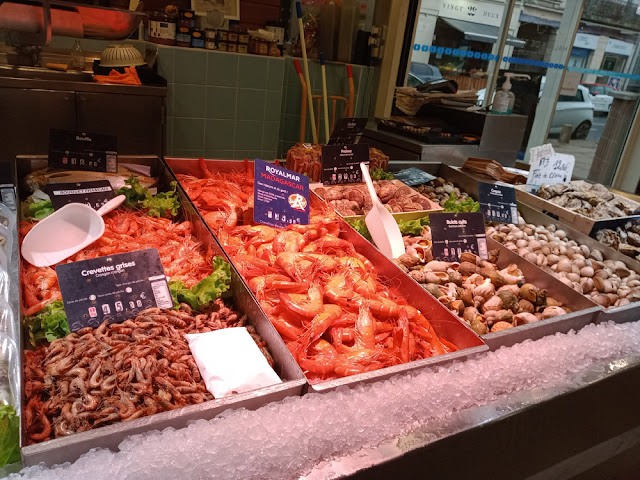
[439,0,503,27]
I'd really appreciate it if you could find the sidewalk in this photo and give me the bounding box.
[549,138,597,179]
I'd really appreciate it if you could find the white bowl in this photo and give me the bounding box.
[100,44,146,67]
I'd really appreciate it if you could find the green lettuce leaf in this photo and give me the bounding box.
[0,405,20,467]
[116,175,180,218]
[23,198,54,221]
[169,256,231,310]
[24,301,70,346]
[345,218,372,241]
[397,216,430,236]
[370,168,394,181]
[443,193,480,213]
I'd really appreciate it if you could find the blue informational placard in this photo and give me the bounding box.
[253,159,310,228]
[392,167,437,187]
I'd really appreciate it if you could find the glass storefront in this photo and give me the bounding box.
[404,0,640,193]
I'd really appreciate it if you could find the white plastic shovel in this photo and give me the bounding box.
[360,163,406,259]
[21,195,126,267]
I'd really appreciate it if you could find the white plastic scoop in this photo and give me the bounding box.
[21,195,126,267]
[360,163,406,259]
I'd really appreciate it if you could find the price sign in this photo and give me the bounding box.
[321,144,369,185]
[328,118,368,145]
[478,182,518,224]
[56,248,172,331]
[254,159,310,228]
[45,180,115,211]
[430,212,488,262]
[49,129,117,173]
[0,185,16,212]
[392,167,437,187]
[526,144,574,194]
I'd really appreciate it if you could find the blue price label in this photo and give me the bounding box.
[253,159,310,228]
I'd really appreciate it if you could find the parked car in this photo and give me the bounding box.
[407,62,443,87]
[476,83,594,139]
[582,83,615,113]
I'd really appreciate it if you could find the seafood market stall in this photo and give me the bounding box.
[14,156,306,467]
[4,152,640,479]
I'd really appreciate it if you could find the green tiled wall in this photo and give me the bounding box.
[162,47,284,160]
[39,37,374,161]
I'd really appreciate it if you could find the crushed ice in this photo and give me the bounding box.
[10,320,640,480]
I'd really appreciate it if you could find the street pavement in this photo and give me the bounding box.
[550,115,607,179]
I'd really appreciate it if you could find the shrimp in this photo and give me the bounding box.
[233,225,277,247]
[248,274,306,294]
[199,156,215,179]
[333,350,389,377]
[396,308,410,363]
[302,234,355,255]
[354,303,376,350]
[276,252,339,283]
[280,283,324,318]
[203,210,238,230]
[272,231,306,254]
[295,304,342,360]
[324,273,361,311]
[271,313,304,342]
[168,170,458,382]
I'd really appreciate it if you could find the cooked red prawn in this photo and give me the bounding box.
[20,211,214,315]
[174,168,459,381]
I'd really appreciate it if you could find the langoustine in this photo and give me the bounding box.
[24,300,273,444]
[177,162,457,383]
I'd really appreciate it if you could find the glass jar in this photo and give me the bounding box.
[149,10,177,46]
[228,21,239,43]
[191,30,205,49]
[176,26,192,47]
[179,10,196,29]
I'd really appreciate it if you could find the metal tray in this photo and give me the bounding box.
[14,156,306,467]
[513,187,640,236]
[386,163,610,346]
[481,238,602,350]
[165,157,488,394]
[309,179,443,223]
[387,161,482,201]
[333,162,603,349]
[516,202,640,328]
[444,163,640,235]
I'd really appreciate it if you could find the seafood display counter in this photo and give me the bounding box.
[165,158,487,393]
[14,156,306,467]
[6,152,640,477]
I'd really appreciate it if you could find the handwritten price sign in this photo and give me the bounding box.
[525,144,575,194]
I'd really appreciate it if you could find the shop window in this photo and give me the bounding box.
[602,55,618,72]
[398,0,640,190]
[558,90,585,103]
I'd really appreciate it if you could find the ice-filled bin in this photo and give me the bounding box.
[166,157,488,393]
[15,156,306,467]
